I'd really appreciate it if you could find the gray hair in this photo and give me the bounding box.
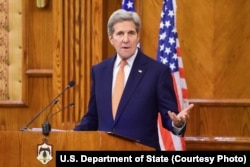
[107,9,141,36]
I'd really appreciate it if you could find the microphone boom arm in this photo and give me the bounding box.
[42,102,75,136]
[20,80,75,131]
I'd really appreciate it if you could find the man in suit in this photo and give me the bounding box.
[74,9,194,150]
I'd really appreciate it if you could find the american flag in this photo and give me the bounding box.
[156,0,188,150]
[122,0,135,11]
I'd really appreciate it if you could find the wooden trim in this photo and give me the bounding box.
[25,69,53,77]
[185,136,250,150]
[188,99,250,106]
[0,100,27,107]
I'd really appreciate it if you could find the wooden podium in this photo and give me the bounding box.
[0,131,154,167]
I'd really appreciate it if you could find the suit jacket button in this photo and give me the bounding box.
[112,128,115,132]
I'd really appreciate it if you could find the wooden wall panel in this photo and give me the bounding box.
[176,0,214,98]
[139,0,162,60]
[52,0,105,129]
[23,0,53,69]
[176,0,250,99]
[103,0,120,59]
[186,99,250,137]
[213,0,250,98]
[185,99,250,150]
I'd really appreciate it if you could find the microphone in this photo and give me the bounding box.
[42,102,75,136]
[20,80,75,131]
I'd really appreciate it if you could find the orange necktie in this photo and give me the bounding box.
[112,60,127,119]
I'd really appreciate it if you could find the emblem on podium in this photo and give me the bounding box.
[37,138,53,164]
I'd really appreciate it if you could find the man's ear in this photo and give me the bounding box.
[108,35,113,45]
[137,33,140,42]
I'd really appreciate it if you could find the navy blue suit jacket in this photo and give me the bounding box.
[74,50,182,150]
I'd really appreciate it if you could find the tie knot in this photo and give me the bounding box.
[120,60,127,68]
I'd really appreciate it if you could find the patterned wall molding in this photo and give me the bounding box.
[0,0,22,100]
[0,0,9,100]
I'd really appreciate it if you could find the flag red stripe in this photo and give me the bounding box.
[176,47,182,56]
[182,88,188,99]
[172,75,182,111]
[178,67,185,78]
[158,115,175,150]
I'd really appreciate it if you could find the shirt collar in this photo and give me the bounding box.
[115,48,138,68]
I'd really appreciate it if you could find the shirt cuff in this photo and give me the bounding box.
[172,122,185,135]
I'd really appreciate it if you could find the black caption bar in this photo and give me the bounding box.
[56,151,250,167]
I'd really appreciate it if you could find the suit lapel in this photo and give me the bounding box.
[114,52,148,122]
[101,57,115,119]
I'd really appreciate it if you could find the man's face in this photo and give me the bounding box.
[109,21,140,59]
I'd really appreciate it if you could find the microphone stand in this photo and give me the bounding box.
[20,81,75,131]
[42,102,74,136]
